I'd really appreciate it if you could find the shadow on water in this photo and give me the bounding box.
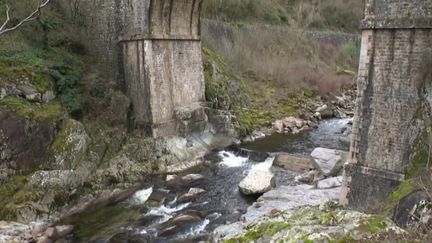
[67,118,351,242]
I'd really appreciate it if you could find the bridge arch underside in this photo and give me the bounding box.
[120,0,206,137]
[341,0,432,209]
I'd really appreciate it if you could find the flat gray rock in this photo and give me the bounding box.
[242,184,341,223]
[311,148,348,176]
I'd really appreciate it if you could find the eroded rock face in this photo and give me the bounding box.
[0,110,59,185]
[50,119,90,170]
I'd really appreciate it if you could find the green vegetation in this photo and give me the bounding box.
[202,20,359,136]
[226,221,291,243]
[203,46,321,136]
[358,215,388,234]
[202,0,365,33]
[0,97,64,123]
[0,1,88,118]
[226,205,401,243]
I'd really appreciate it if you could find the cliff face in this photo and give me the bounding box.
[341,0,432,209]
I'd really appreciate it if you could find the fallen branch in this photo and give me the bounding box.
[0,0,51,36]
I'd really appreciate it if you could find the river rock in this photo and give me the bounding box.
[181,174,205,184]
[311,148,348,176]
[295,170,324,184]
[274,154,314,173]
[239,159,276,195]
[148,189,169,205]
[43,227,57,239]
[316,105,334,118]
[274,120,284,133]
[31,221,49,239]
[177,188,206,202]
[316,176,343,189]
[37,236,53,243]
[242,184,341,223]
[157,226,178,237]
[55,225,74,238]
[170,214,202,225]
[166,175,178,185]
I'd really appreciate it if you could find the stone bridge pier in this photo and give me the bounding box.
[119,0,206,137]
[341,0,432,209]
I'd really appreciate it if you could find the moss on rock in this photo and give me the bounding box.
[224,205,405,243]
[50,119,90,170]
[0,62,52,92]
[0,97,64,124]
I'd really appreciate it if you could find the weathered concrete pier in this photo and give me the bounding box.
[341,0,432,208]
[119,0,206,137]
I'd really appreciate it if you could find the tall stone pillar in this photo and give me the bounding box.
[119,0,206,137]
[341,0,432,209]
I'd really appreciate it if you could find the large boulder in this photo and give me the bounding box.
[316,105,334,119]
[394,190,432,229]
[239,159,276,195]
[50,119,90,170]
[0,104,62,184]
[311,148,348,176]
[274,154,314,173]
[242,184,341,223]
[218,204,406,242]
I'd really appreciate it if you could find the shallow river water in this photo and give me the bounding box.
[67,118,351,242]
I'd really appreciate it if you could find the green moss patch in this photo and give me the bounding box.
[227,221,291,243]
[0,97,64,123]
[0,58,52,92]
[225,205,404,242]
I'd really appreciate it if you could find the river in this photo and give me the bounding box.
[65,118,351,242]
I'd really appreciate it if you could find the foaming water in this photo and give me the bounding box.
[251,156,274,171]
[218,150,248,167]
[180,219,210,238]
[147,202,191,217]
[130,187,153,204]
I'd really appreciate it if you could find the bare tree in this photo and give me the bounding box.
[0,0,51,36]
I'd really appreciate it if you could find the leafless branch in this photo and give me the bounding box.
[0,0,51,36]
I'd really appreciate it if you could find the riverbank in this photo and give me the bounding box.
[53,118,357,241]
[0,79,356,242]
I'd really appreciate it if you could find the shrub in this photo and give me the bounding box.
[48,65,83,118]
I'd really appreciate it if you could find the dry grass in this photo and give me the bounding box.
[202,0,365,33]
[201,20,358,95]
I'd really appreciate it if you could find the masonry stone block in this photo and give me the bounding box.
[341,0,432,208]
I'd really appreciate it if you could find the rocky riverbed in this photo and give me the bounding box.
[59,119,363,242]
[0,117,411,242]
